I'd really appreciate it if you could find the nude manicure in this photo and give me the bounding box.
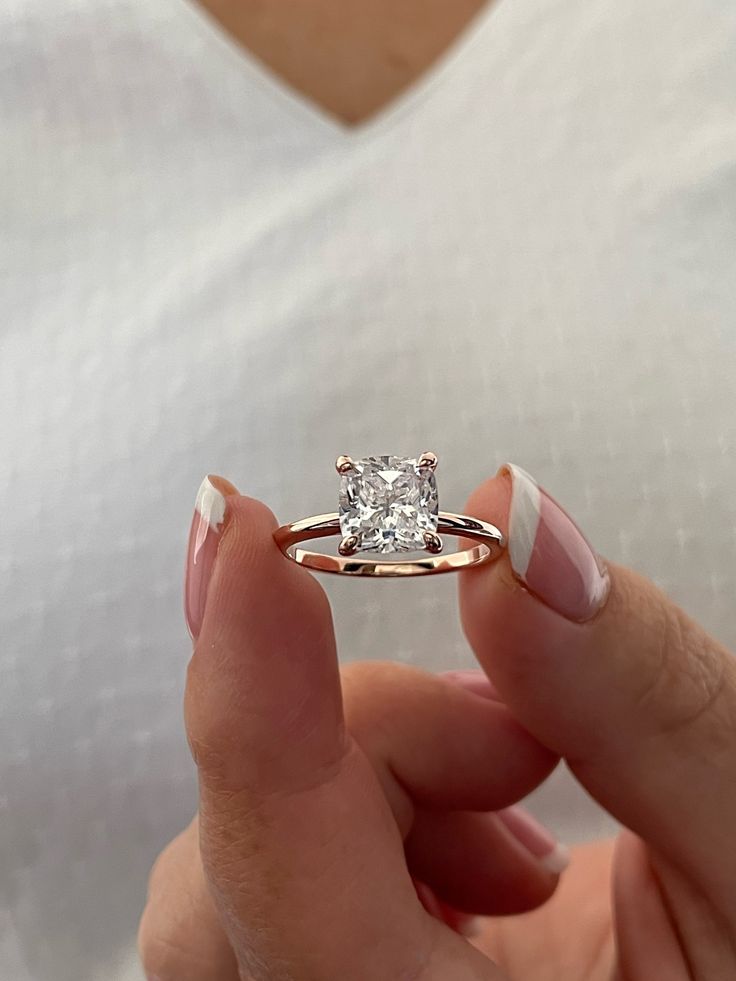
[501,463,610,623]
[184,474,238,641]
[497,805,570,875]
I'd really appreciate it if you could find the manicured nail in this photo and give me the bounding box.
[438,669,503,701]
[184,474,238,642]
[497,805,570,875]
[436,903,483,938]
[413,879,481,936]
[455,914,483,939]
[413,878,445,920]
[440,907,483,938]
[500,463,610,623]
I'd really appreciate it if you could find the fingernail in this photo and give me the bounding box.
[455,914,483,938]
[439,906,483,938]
[184,474,239,642]
[413,878,445,919]
[437,903,483,938]
[497,805,570,875]
[413,879,481,936]
[500,463,610,623]
[438,669,503,701]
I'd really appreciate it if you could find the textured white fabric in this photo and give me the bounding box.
[2,1,736,978]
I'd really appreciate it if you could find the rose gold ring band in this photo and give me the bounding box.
[273,512,505,577]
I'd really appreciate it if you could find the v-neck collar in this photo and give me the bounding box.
[174,0,504,146]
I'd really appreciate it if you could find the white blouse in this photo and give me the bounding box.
[2,1,735,977]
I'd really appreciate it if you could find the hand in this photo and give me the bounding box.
[138,466,736,980]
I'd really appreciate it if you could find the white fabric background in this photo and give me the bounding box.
[2,1,735,978]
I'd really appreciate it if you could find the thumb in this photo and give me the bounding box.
[459,463,736,914]
[183,477,506,981]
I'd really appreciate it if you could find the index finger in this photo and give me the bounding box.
[459,463,736,913]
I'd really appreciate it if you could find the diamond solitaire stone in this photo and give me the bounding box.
[338,455,440,554]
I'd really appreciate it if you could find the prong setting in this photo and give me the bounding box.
[423,531,443,554]
[335,455,356,475]
[338,455,440,554]
[338,534,359,556]
[417,451,438,472]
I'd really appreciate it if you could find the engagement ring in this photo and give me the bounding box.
[273,453,505,577]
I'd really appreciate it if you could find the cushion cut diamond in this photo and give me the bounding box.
[338,455,439,554]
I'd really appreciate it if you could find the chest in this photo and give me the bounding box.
[193,0,493,124]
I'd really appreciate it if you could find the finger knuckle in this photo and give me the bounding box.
[138,829,211,981]
[186,724,232,784]
[146,843,175,900]
[147,824,197,897]
[638,594,732,742]
[137,904,187,981]
[184,658,237,780]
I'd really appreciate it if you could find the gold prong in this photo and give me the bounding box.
[423,531,443,554]
[417,451,438,471]
[338,535,359,556]
[335,455,355,475]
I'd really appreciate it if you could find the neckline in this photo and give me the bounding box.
[174,0,504,146]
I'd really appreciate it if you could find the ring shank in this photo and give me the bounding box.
[273,512,505,577]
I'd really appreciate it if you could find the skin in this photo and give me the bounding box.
[139,472,736,979]
[194,0,493,124]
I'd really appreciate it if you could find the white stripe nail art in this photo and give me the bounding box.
[503,463,542,580]
[195,475,228,530]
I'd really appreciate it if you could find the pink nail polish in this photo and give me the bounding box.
[413,879,445,920]
[438,670,503,701]
[455,914,483,938]
[501,463,610,623]
[413,879,480,936]
[184,474,237,642]
[497,806,570,875]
